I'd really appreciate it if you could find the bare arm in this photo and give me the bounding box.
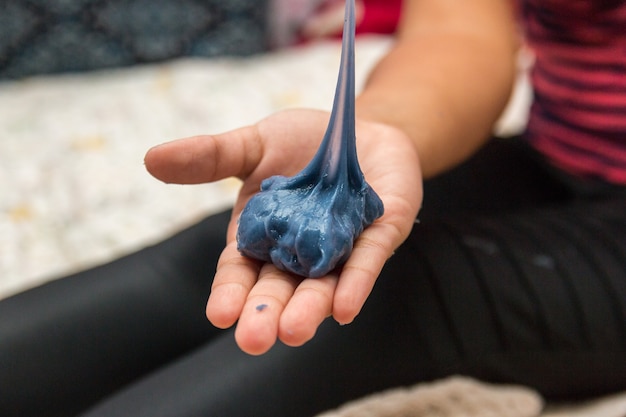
[144,0,519,355]
[356,0,519,177]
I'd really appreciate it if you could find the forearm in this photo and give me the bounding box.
[356,0,519,178]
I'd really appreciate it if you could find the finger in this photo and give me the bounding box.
[332,221,400,325]
[144,128,262,184]
[206,242,261,329]
[234,266,300,355]
[278,275,338,347]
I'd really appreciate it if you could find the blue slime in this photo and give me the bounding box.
[236,0,384,277]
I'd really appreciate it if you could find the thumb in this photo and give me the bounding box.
[144,126,262,185]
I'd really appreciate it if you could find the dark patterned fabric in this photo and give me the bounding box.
[0,0,268,79]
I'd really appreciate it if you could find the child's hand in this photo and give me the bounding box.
[144,109,422,355]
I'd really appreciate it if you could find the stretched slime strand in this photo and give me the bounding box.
[236,0,384,277]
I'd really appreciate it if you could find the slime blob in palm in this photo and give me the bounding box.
[236,0,384,277]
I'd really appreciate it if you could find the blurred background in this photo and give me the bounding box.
[0,0,397,298]
[0,0,269,79]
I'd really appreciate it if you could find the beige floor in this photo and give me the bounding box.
[316,377,626,417]
[1,37,623,416]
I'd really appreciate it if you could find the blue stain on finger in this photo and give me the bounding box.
[236,0,384,278]
[256,304,269,312]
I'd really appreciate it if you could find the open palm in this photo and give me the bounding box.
[145,108,422,355]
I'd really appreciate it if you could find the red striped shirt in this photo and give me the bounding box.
[357,0,402,35]
[519,0,626,184]
[359,0,626,183]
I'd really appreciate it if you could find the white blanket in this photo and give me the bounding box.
[0,37,397,297]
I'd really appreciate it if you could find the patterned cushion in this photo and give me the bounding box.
[0,0,268,79]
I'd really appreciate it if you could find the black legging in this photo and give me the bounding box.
[2,138,626,417]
